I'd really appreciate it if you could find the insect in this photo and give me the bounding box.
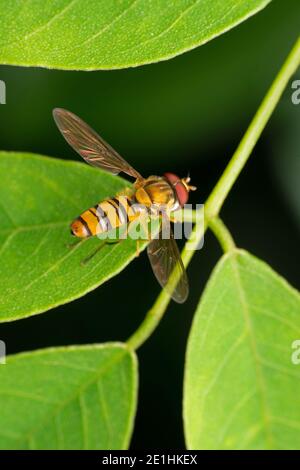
[53,108,196,303]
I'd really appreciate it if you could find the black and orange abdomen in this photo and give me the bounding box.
[70,195,140,238]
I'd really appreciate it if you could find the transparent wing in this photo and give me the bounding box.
[53,108,143,179]
[147,220,189,304]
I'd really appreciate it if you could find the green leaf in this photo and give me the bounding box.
[0,0,272,70]
[184,249,300,450]
[0,151,146,322]
[1,0,296,165]
[0,343,137,449]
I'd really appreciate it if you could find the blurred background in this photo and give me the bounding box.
[0,0,299,448]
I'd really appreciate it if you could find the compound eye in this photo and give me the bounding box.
[174,182,189,206]
[164,172,189,207]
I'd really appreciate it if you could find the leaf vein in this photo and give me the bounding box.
[77,0,140,48]
[230,253,274,448]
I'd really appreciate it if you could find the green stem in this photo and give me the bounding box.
[127,36,300,351]
[172,208,201,223]
[209,217,236,253]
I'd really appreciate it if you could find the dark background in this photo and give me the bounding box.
[0,0,299,448]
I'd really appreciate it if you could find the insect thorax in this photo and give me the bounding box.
[134,176,178,211]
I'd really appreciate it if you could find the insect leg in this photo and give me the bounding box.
[127,215,150,257]
[135,240,140,257]
[81,242,106,265]
[66,238,82,249]
[169,214,179,223]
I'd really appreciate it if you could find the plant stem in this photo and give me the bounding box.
[127,36,300,351]
[172,208,201,223]
[209,217,236,253]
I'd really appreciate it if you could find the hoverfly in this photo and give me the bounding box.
[53,108,196,303]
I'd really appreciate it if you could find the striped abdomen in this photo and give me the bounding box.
[70,196,141,238]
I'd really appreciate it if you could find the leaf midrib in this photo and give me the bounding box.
[230,250,274,449]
